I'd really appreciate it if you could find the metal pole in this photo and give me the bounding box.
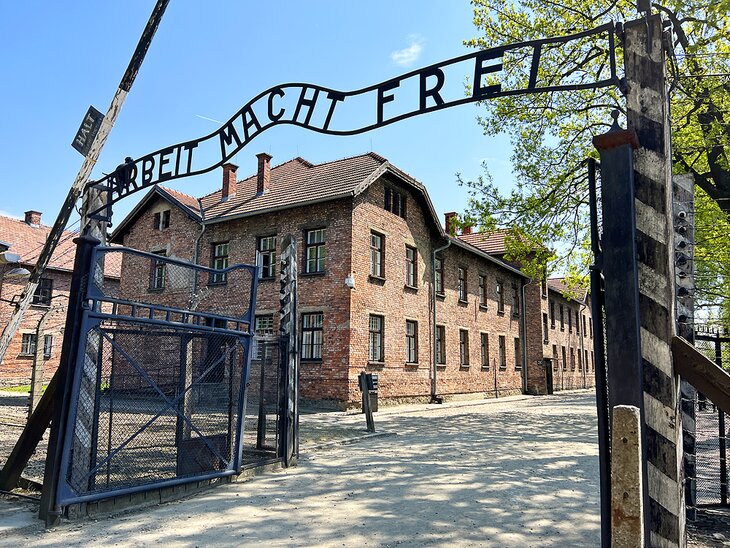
[718,336,727,505]
[0,0,171,364]
[588,156,611,548]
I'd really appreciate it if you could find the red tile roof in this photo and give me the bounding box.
[0,215,121,278]
[159,186,201,213]
[548,277,588,302]
[198,153,387,221]
[456,230,509,255]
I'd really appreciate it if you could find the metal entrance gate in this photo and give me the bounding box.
[694,327,730,506]
[50,242,266,506]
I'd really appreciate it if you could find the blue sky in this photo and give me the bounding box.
[0,1,513,227]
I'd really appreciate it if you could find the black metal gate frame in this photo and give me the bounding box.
[54,245,259,506]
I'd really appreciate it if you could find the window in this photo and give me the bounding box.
[459,329,470,367]
[589,318,593,338]
[20,333,35,356]
[583,315,587,336]
[405,246,417,287]
[210,242,229,284]
[384,187,407,218]
[434,257,444,295]
[591,351,595,371]
[480,333,489,369]
[368,315,384,362]
[301,313,324,361]
[150,251,166,290]
[256,236,277,279]
[585,350,590,372]
[458,267,467,302]
[570,347,576,370]
[435,325,446,365]
[496,281,505,313]
[43,334,53,358]
[254,314,275,359]
[575,310,580,335]
[405,320,418,363]
[552,345,558,371]
[32,278,53,306]
[578,350,583,371]
[498,336,506,369]
[550,300,555,328]
[305,228,326,273]
[370,232,384,278]
[514,337,521,369]
[543,313,549,343]
[561,346,567,371]
[479,275,487,307]
[541,278,548,297]
[511,284,520,317]
[568,310,573,333]
[153,209,171,230]
[559,304,565,331]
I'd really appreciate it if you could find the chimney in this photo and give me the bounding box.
[444,212,457,236]
[462,224,473,235]
[24,210,42,226]
[222,163,238,201]
[256,153,273,195]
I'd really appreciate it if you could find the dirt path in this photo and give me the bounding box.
[2,392,601,547]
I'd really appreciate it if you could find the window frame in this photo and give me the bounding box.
[511,283,520,317]
[559,304,565,331]
[514,337,521,369]
[368,314,385,363]
[459,329,470,367]
[498,335,506,369]
[478,275,487,308]
[384,187,407,219]
[434,256,444,296]
[550,300,556,328]
[301,312,324,361]
[480,332,489,369]
[43,334,53,359]
[496,281,505,313]
[458,267,468,303]
[149,250,167,291]
[542,313,549,343]
[210,242,230,285]
[405,245,417,288]
[254,314,275,360]
[256,235,277,280]
[369,231,385,279]
[405,320,418,363]
[435,325,446,365]
[20,333,36,356]
[32,277,53,306]
[304,228,327,274]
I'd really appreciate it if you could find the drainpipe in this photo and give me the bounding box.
[520,277,532,394]
[431,238,451,403]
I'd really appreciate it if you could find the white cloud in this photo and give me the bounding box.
[390,35,424,67]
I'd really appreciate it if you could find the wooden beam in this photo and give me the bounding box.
[672,335,730,416]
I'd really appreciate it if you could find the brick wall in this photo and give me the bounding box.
[0,268,71,386]
[544,290,595,391]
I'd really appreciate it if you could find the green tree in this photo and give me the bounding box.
[461,0,730,317]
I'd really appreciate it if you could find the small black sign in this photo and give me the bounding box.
[71,106,104,157]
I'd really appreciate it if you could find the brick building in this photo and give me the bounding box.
[110,152,593,407]
[458,231,596,392]
[0,211,120,386]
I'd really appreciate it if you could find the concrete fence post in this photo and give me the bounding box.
[612,405,645,547]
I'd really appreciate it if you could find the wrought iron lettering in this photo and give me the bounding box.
[90,22,618,213]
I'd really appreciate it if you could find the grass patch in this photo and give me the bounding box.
[1,385,31,393]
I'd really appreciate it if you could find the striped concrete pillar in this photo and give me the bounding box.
[624,16,685,546]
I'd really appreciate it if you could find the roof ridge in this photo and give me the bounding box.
[307,151,388,169]
[159,185,199,203]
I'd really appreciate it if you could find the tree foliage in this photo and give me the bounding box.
[461,0,730,318]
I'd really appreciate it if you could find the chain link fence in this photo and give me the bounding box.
[694,328,730,506]
[56,246,266,505]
